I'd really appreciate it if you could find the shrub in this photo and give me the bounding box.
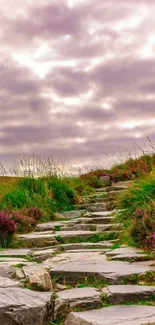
[0,211,16,247]
[10,211,36,233]
[26,207,42,221]
[117,175,155,249]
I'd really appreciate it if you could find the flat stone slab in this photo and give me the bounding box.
[102,285,155,303]
[81,216,114,224]
[57,210,84,219]
[50,260,154,284]
[65,305,155,325]
[36,221,63,231]
[0,277,19,288]
[106,247,143,257]
[0,287,53,325]
[0,249,30,257]
[55,242,114,251]
[0,257,28,264]
[109,253,152,262]
[54,287,101,320]
[91,211,115,218]
[44,252,107,269]
[18,232,58,248]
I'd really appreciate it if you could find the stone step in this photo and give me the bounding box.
[0,287,53,325]
[59,223,119,232]
[54,287,102,320]
[19,230,111,247]
[90,211,115,218]
[109,253,152,262]
[78,203,107,212]
[80,217,115,224]
[65,305,155,325]
[0,249,31,257]
[50,258,154,285]
[102,285,155,304]
[54,242,115,251]
[18,232,58,248]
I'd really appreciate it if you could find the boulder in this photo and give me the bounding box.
[0,287,53,325]
[23,265,53,291]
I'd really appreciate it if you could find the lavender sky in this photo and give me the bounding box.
[1,0,155,168]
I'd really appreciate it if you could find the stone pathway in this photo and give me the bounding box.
[0,181,155,324]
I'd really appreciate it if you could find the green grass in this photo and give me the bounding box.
[116,174,155,249]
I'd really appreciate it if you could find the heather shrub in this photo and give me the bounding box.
[116,175,155,249]
[0,211,16,247]
[10,211,36,233]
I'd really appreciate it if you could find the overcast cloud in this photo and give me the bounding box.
[1,0,155,168]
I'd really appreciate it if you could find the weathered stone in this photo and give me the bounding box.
[99,176,111,187]
[50,259,154,284]
[18,232,58,248]
[82,216,114,224]
[23,265,53,291]
[15,268,25,280]
[102,285,155,303]
[44,252,107,269]
[55,242,114,251]
[54,230,101,243]
[54,288,101,320]
[65,305,155,325]
[91,211,115,218]
[0,264,15,279]
[36,221,63,232]
[109,253,151,262]
[57,210,84,219]
[0,249,30,257]
[0,287,53,325]
[80,203,107,212]
[0,276,19,288]
[56,283,67,291]
[106,247,142,257]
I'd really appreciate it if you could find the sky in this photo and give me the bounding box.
[1,0,155,170]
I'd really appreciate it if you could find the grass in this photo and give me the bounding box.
[116,174,155,249]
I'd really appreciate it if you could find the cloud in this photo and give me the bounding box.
[1,0,155,168]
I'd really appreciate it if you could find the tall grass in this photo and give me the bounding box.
[116,174,155,249]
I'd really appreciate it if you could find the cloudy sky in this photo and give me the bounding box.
[1,0,155,168]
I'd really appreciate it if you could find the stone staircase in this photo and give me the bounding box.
[0,181,155,324]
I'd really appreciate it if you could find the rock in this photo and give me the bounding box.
[57,210,83,219]
[99,176,111,187]
[106,247,142,257]
[36,221,62,231]
[50,259,154,285]
[64,305,155,325]
[0,249,30,257]
[56,284,67,291]
[102,285,155,303]
[18,232,58,248]
[109,253,151,262]
[0,277,19,288]
[54,287,101,320]
[23,265,53,291]
[0,265,15,279]
[15,268,25,280]
[55,242,114,251]
[0,287,53,325]
[44,251,107,269]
